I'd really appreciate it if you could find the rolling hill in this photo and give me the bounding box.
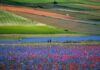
[0,0,100,35]
[0,10,69,34]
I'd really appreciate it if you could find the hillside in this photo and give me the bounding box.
[0,0,100,35]
[8,0,100,5]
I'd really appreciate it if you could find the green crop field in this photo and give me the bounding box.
[0,26,68,34]
[0,10,72,34]
[13,0,66,3]
[11,0,100,5]
[0,10,35,25]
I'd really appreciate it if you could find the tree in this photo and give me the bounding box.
[53,0,58,4]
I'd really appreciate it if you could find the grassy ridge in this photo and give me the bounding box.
[0,26,68,34]
[12,0,100,5]
[2,0,99,13]
[0,34,88,40]
[1,0,100,11]
[10,0,66,3]
[0,41,100,46]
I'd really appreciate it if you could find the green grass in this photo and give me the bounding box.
[0,26,69,34]
[12,0,100,6]
[9,0,66,3]
[0,10,35,25]
[20,41,100,46]
[58,4,100,11]
[0,33,88,40]
[0,41,100,46]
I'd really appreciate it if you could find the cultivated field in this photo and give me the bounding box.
[0,9,69,34]
[0,5,100,34]
[0,0,100,70]
[0,0,100,35]
[9,0,100,5]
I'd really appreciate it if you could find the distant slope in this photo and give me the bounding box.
[8,0,66,3]
[11,0,100,5]
[1,0,100,11]
[0,10,68,34]
[0,5,100,34]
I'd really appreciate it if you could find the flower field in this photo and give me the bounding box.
[0,45,100,70]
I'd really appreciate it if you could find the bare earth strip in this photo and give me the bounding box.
[0,5,73,20]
